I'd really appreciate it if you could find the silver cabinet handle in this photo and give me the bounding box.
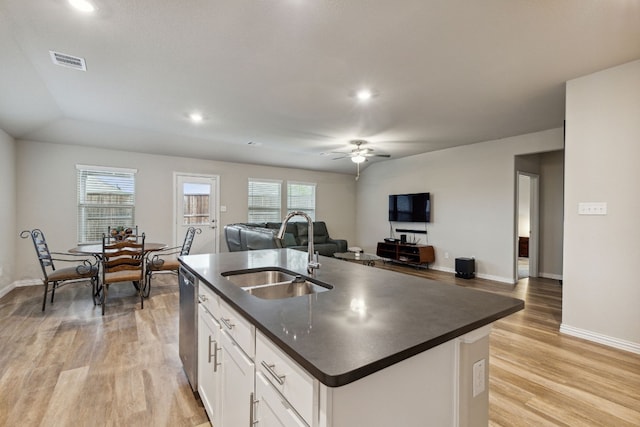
[249,392,259,426]
[198,294,207,303]
[261,361,286,385]
[220,317,235,330]
[213,341,221,372]
[208,335,214,364]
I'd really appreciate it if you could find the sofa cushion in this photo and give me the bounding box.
[314,235,328,244]
[314,222,329,236]
[283,232,297,247]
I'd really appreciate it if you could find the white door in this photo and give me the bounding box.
[175,173,219,254]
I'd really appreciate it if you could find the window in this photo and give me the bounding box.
[287,181,316,220]
[182,182,210,225]
[77,165,137,243]
[248,179,282,222]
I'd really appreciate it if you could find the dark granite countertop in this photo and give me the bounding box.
[180,249,523,387]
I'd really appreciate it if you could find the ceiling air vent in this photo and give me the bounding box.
[49,51,87,71]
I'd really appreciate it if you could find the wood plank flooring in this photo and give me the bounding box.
[375,263,640,426]
[1,265,639,426]
[0,276,210,427]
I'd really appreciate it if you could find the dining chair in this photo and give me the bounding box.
[101,232,145,315]
[20,229,99,311]
[143,227,201,298]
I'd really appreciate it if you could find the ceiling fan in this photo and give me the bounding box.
[331,139,391,163]
[331,140,390,180]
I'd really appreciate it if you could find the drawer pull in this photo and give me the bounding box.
[220,316,235,330]
[261,361,286,385]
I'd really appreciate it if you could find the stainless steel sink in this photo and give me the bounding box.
[222,268,332,300]
[223,270,297,288]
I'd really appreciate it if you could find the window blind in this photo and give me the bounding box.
[287,181,316,220]
[77,165,137,243]
[248,179,282,222]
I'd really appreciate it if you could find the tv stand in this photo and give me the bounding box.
[376,241,435,267]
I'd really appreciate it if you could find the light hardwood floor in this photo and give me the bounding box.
[375,263,640,426]
[1,266,639,426]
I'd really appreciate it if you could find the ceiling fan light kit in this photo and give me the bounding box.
[330,139,390,178]
[351,154,366,164]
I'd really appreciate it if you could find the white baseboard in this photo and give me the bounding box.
[0,279,42,300]
[0,284,13,300]
[539,272,563,281]
[430,266,515,285]
[560,324,640,355]
[15,279,42,287]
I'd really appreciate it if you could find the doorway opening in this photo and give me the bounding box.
[516,172,539,280]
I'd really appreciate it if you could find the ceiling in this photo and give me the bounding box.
[1,0,639,175]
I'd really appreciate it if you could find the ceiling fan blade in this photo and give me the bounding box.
[362,152,391,158]
[331,155,350,160]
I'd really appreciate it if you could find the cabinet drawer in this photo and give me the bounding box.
[198,284,220,319]
[256,371,309,427]
[220,301,255,358]
[256,332,315,425]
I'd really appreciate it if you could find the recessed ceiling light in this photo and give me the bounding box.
[68,0,96,13]
[189,112,204,123]
[356,89,373,101]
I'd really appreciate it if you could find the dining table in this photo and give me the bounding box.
[69,242,167,255]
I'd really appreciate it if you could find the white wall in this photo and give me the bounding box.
[15,140,356,280]
[538,150,564,279]
[355,128,564,283]
[562,59,640,351]
[0,129,16,297]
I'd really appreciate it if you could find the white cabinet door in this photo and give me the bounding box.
[198,305,222,426]
[255,372,309,427]
[221,329,255,427]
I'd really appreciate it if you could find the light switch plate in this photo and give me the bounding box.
[578,202,607,215]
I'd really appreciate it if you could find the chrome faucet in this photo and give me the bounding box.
[277,211,321,274]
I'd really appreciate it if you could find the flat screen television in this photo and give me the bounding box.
[389,192,431,222]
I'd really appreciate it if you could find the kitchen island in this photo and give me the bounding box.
[180,249,523,427]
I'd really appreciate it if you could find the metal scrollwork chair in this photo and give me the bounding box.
[143,227,201,298]
[20,229,99,311]
[101,232,146,315]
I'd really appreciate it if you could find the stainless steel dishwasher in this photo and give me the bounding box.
[179,265,198,392]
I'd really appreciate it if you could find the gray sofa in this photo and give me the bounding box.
[224,221,347,256]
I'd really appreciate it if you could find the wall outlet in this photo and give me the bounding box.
[472,359,485,397]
